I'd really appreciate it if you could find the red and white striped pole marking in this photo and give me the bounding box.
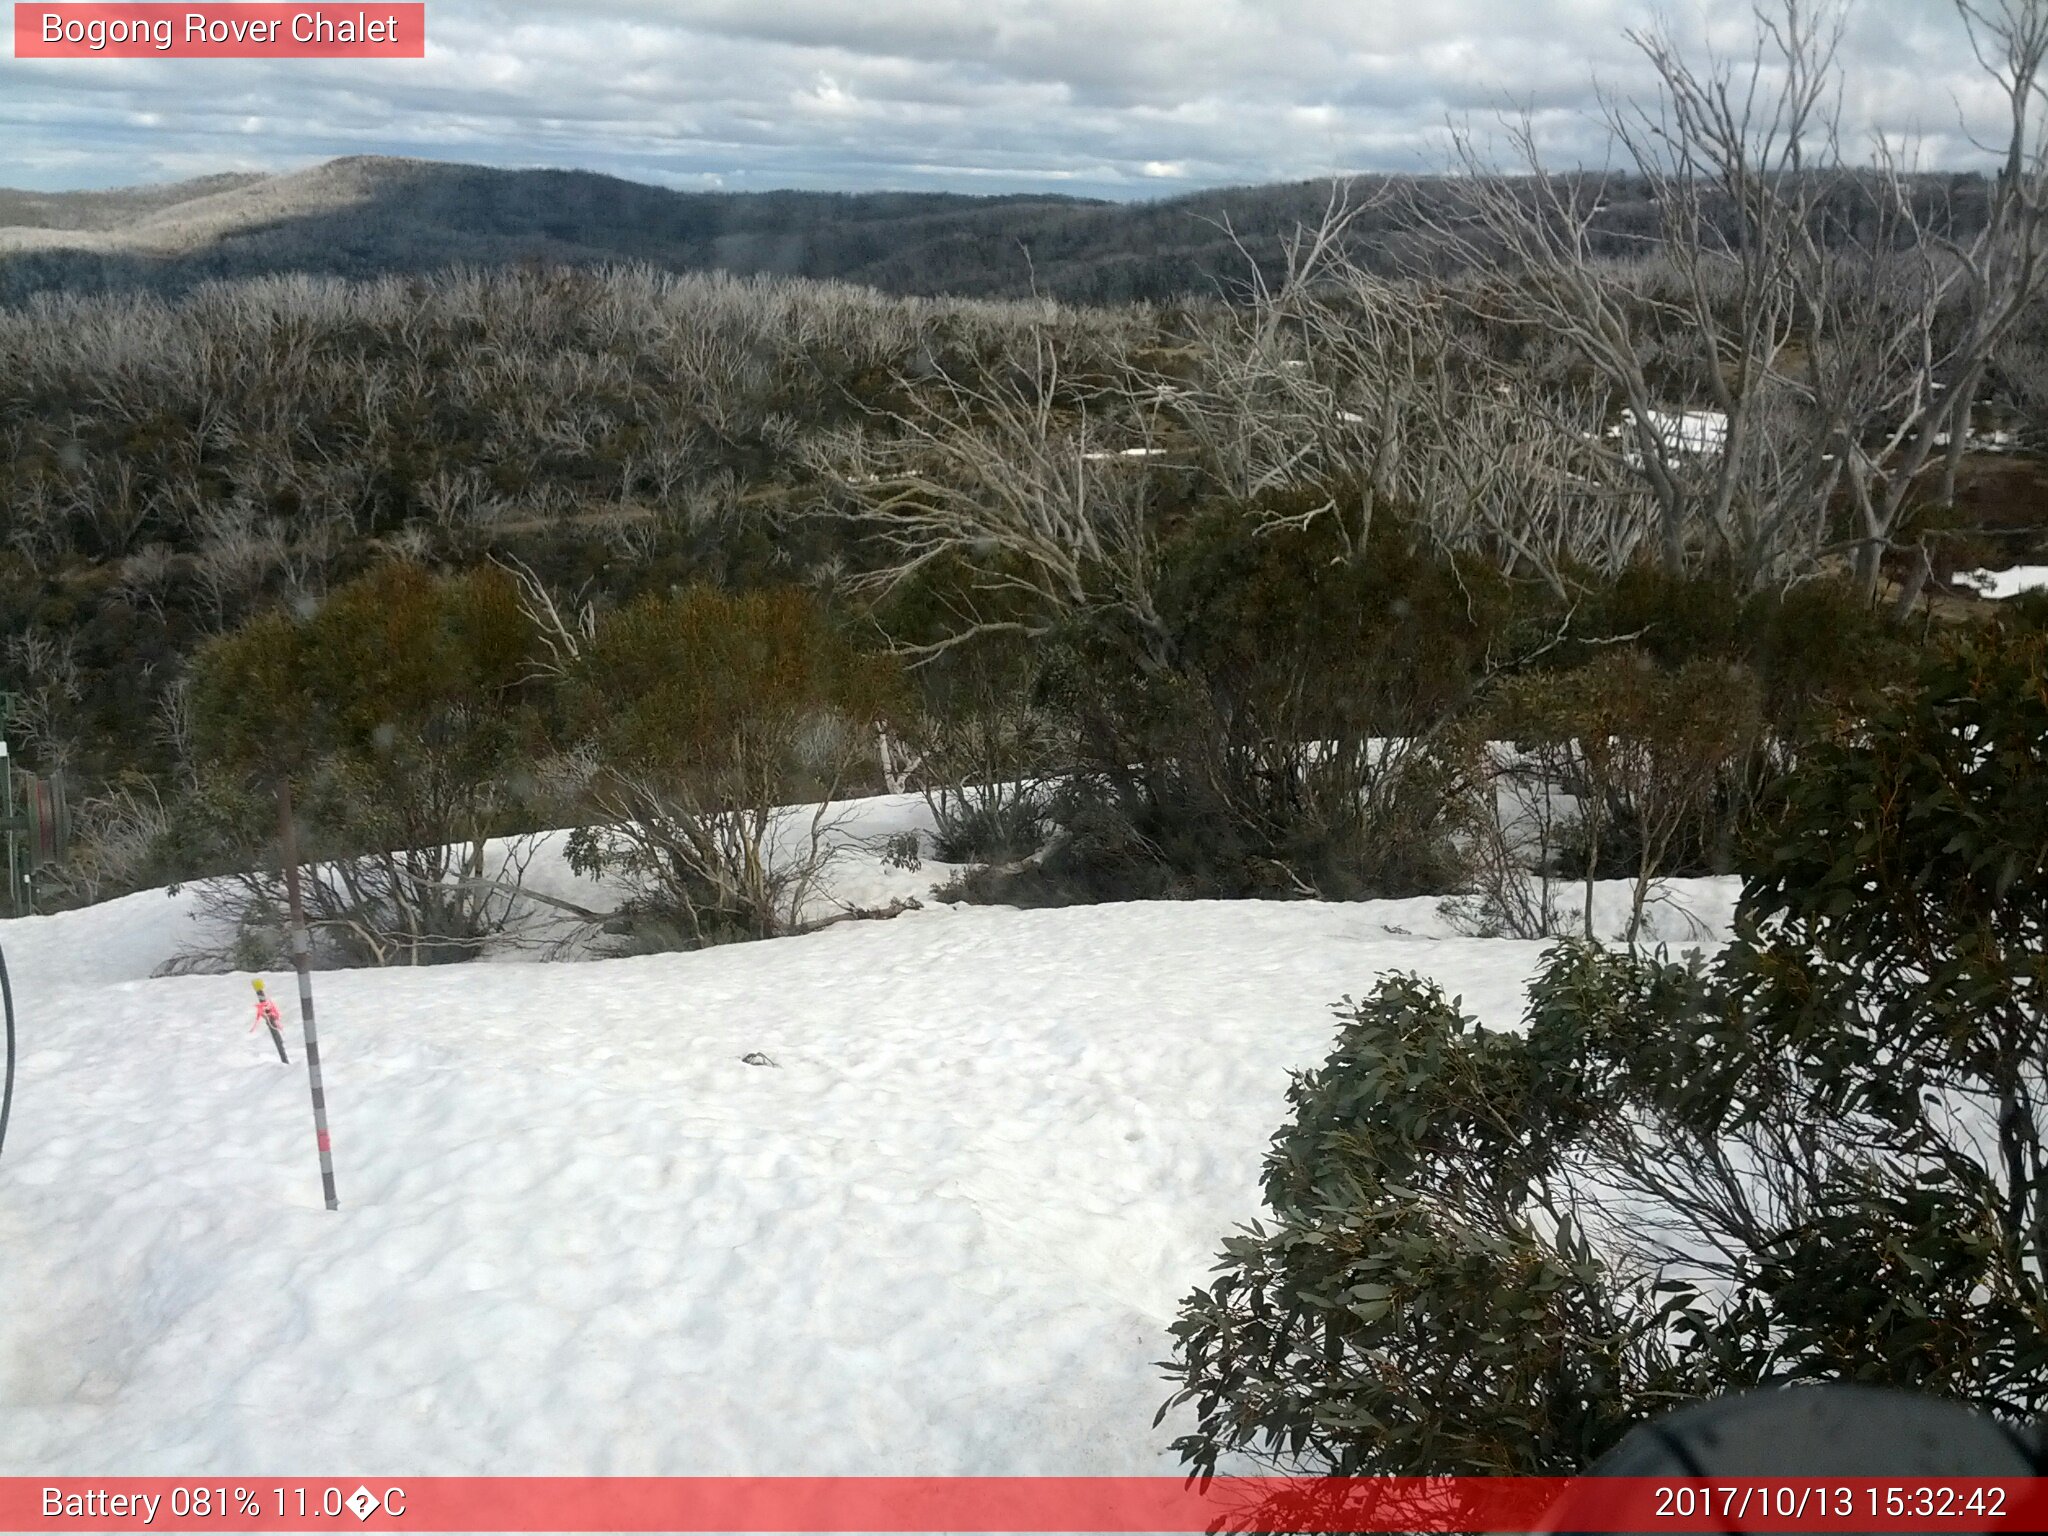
[278,779,339,1212]
[252,979,289,1063]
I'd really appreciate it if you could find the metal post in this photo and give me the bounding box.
[279,780,339,1211]
[1,929,16,1167]
[2,744,15,920]
[0,694,15,920]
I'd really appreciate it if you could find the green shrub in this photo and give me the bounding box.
[562,585,901,949]
[1565,569,1915,740]
[929,793,1050,866]
[187,562,547,966]
[1999,587,2048,632]
[1161,969,1697,1476]
[1489,649,1764,939]
[1163,628,2048,1476]
[893,631,1064,867]
[973,512,1503,904]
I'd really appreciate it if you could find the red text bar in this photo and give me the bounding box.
[5,1477,2048,1532]
[13,4,424,58]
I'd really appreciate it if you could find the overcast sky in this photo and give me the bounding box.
[0,1,2016,199]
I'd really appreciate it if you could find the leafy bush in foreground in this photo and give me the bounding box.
[1162,628,2048,1475]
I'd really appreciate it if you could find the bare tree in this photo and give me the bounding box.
[1431,0,2048,596]
[1821,0,2048,603]
[576,761,846,951]
[111,542,179,621]
[190,500,285,630]
[815,327,1173,663]
[1434,7,1836,583]
[492,552,596,686]
[3,625,85,774]
[1109,183,1655,594]
[40,776,175,908]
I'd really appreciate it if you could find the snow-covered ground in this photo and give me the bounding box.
[1959,564,2048,601]
[1615,406,1728,458]
[0,799,1735,1476]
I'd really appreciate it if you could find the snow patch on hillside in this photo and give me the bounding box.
[1960,565,2048,601]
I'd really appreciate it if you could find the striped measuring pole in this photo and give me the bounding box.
[278,780,339,1212]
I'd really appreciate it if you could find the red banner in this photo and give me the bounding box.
[13,4,424,58]
[5,1477,2048,1532]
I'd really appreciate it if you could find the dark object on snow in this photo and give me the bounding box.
[739,1052,778,1068]
[1537,1386,2047,1535]
[1589,1385,2043,1476]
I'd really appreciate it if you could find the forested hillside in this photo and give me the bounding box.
[0,155,2005,306]
[2,6,2046,935]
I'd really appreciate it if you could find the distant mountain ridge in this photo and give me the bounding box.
[0,155,1474,305]
[0,154,1999,307]
[0,156,1142,303]
[0,170,268,239]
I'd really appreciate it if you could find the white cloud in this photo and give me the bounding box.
[0,0,2022,197]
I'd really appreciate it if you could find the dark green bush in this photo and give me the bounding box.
[562,585,901,949]
[2000,587,2048,632]
[1563,568,1915,739]
[929,793,1050,866]
[889,629,1064,867]
[970,512,1504,904]
[1488,649,1764,937]
[1161,967,1700,1476]
[187,561,550,965]
[1163,628,2048,1476]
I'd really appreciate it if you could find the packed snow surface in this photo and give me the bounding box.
[1960,565,2048,600]
[1614,407,1728,458]
[0,804,1734,1476]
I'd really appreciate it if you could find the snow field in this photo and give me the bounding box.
[1959,565,2048,601]
[0,804,1734,1477]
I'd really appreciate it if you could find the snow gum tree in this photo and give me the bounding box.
[1435,0,2048,597]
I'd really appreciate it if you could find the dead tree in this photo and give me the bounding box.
[1429,0,2048,597]
[815,327,1173,665]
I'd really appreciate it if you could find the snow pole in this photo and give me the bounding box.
[0,932,15,1168]
[278,779,339,1212]
[251,978,289,1063]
